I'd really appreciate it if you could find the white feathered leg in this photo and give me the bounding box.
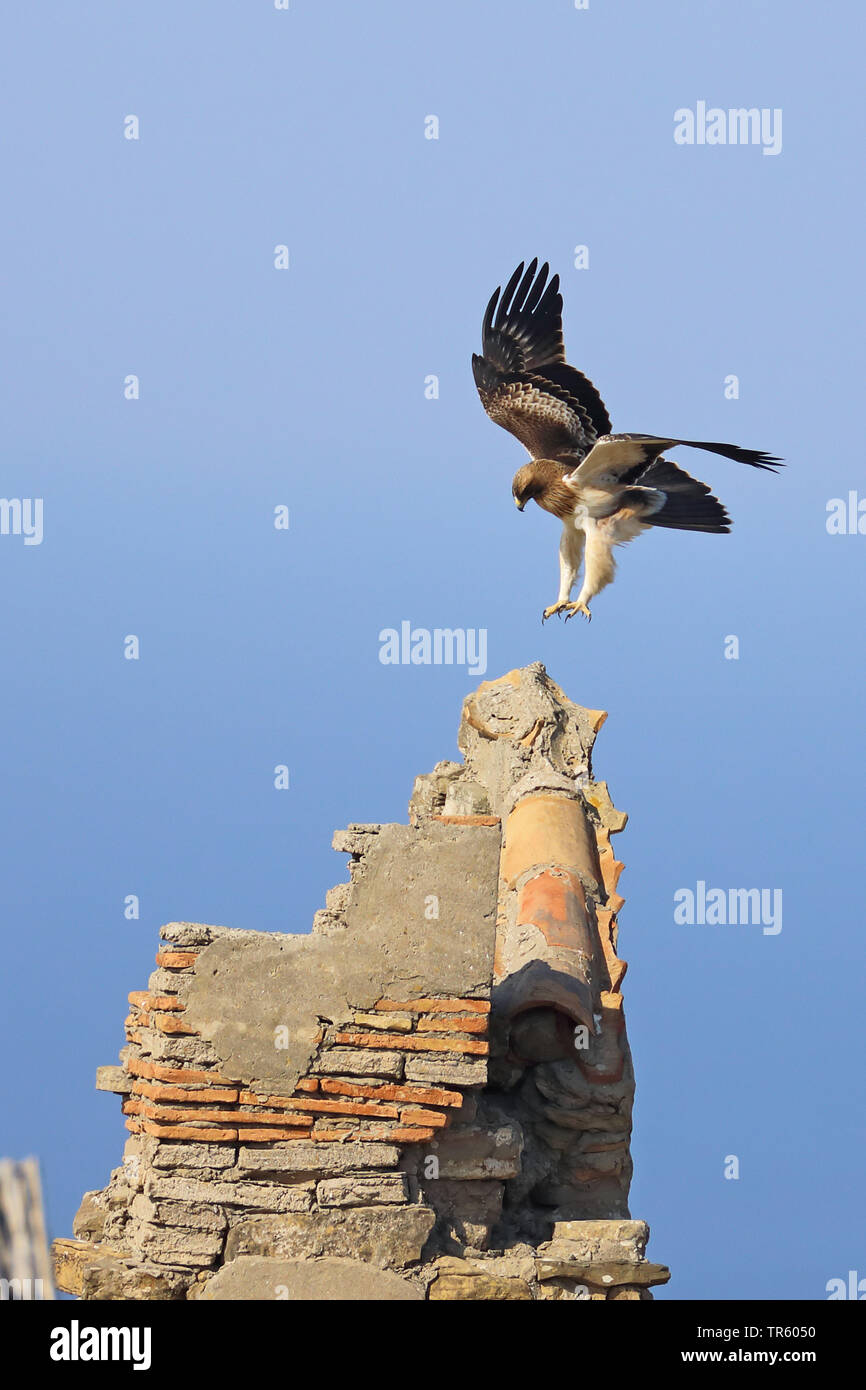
[566,511,648,621]
[542,522,586,621]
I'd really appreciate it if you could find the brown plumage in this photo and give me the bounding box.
[472,259,782,621]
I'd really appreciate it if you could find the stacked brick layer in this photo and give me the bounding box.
[123,948,488,1147]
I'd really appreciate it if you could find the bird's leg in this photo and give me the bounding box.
[542,521,585,623]
[561,523,614,624]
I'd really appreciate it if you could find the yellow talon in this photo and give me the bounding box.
[542,602,567,622]
[563,601,592,623]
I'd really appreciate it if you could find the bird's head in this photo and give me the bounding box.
[512,463,543,512]
[512,460,578,520]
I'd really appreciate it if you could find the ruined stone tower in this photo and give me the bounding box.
[54,665,669,1300]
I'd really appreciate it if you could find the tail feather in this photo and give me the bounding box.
[676,439,783,471]
[638,457,731,533]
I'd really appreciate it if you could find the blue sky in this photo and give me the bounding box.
[1,1,863,1300]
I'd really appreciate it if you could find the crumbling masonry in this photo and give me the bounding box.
[54,664,670,1300]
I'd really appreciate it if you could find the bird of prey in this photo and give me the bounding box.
[472,259,781,622]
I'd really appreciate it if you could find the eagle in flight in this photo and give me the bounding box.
[472,260,781,621]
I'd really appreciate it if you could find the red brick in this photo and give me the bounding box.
[132,1080,238,1104]
[134,1099,312,1131]
[236,1127,313,1143]
[149,994,185,1013]
[236,1109,315,1127]
[307,1126,437,1144]
[416,1014,488,1034]
[129,990,185,1013]
[155,951,198,968]
[399,1108,448,1128]
[140,1121,237,1142]
[126,1056,234,1087]
[320,1078,462,1108]
[149,1013,199,1036]
[335,1032,488,1056]
[237,1092,400,1119]
[132,1102,244,1125]
[432,814,501,827]
[374,998,490,1014]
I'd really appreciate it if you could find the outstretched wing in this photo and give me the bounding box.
[569,433,783,487]
[472,258,611,465]
[472,359,599,466]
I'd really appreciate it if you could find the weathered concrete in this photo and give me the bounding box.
[182,821,498,1096]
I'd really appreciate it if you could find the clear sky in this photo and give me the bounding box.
[1,1,863,1301]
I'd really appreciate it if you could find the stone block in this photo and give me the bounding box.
[52,1239,187,1300]
[237,1142,399,1176]
[136,1032,221,1067]
[404,1057,487,1087]
[535,1256,670,1288]
[130,1222,223,1267]
[130,1195,227,1232]
[95,1065,131,1094]
[351,1012,414,1032]
[225,1205,435,1270]
[317,1174,409,1207]
[72,1190,111,1242]
[429,1272,532,1300]
[198,1255,422,1301]
[151,1143,237,1170]
[429,1123,523,1180]
[312,1049,405,1078]
[144,1174,314,1211]
[548,1218,649,1262]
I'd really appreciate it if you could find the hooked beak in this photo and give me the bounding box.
[514,498,525,512]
